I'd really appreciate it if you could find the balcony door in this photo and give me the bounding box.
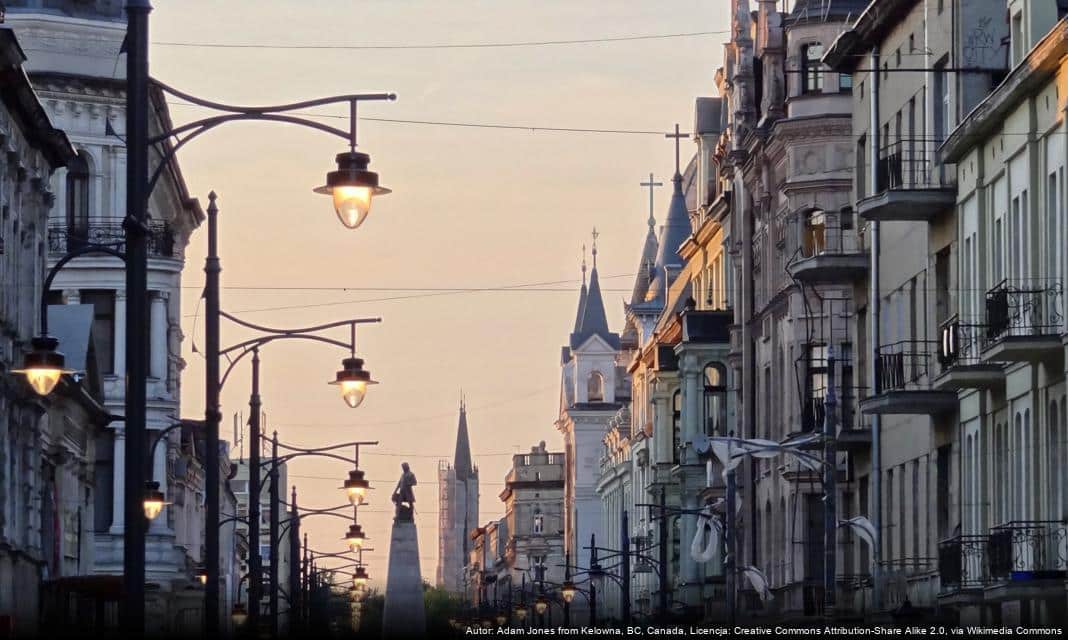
[66,151,90,241]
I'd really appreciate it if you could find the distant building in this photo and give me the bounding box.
[437,401,479,594]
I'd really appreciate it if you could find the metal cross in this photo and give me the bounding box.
[665,124,690,177]
[640,173,663,227]
[591,227,599,268]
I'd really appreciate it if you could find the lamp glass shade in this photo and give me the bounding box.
[561,581,577,603]
[514,605,528,621]
[534,598,549,615]
[14,336,72,396]
[495,614,507,626]
[346,485,367,505]
[340,380,367,408]
[23,367,64,396]
[198,572,208,585]
[231,604,248,627]
[143,482,166,520]
[343,524,367,551]
[333,186,373,230]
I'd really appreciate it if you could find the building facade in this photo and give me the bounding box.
[7,2,205,632]
[232,456,291,628]
[0,20,87,634]
[437,400,479,594]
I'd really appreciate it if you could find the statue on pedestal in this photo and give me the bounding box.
[391,462,417,521]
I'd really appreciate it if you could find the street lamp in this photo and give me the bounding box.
[534,595,549,616]
[342,468,370,506]
[197,567,208,586]
[343,523,367,551]
[13,336,73,396]
[142,481,167,520]
[330,357,377,408]
[231,603,249,627]
[353,566,370,587]
[514,604,528,621]
[314,151,392,230]
[560,580,577,604]
[495,612,507,626]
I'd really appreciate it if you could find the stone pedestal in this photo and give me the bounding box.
[382,515,426,638]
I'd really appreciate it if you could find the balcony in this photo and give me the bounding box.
[932,316,1005,391]
[859,340,957,415]
[48,221,176,258]
[981,278,1064,363]
[857,140,956,222]
[987,520,1068,601]
[937,534,989,600]
[786,209,868,284]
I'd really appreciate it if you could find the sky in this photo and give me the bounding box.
[151,0,728,587]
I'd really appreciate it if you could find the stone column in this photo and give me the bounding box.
[682,355,702,446]
[651,382,673,467]
[149,291,167,380]
[149,429,169,534]
[113,289,126,378]
[110,427,125,533]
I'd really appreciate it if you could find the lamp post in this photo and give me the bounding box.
[121,1,397,629]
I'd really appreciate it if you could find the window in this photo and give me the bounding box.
[802,209,826,257]
[803,344,828,432]
[81,290,115,375]
[672,390,682,464]
[533,510,544,535]
[703,364,727,436]
[838,73,853,94]
[801,43,824,94]
[587,371,605,402]
[934,58,950,141]
[66,151,90,233]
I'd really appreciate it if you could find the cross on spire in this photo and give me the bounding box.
[640,172,663,229]
[591,227,599,269]
[665,124,689,179]
[581,243,587,285]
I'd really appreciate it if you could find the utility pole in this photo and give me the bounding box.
[269,434,280,638]
[248,350,263,631]
[621,510,631,623]
[289,487,301,637]
[823,347,838,616]
[657,487,669,622]
[121,1,151,634]
[869,46,883,613]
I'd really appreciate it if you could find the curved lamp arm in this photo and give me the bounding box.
[40,243,126,336]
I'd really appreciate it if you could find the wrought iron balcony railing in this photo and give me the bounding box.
[984,278,1064,343]
[48,221,176,258]
[874,340,939,392]
[938,534,989,593]
[801,392,858,433]
[988,520,1068,582]
[798,210,861,259]
[874,140,956,193]
[937,315,990,368]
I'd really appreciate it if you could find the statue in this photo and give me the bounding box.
[391,462,417,521]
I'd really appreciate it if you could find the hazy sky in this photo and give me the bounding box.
[152,0,727,587]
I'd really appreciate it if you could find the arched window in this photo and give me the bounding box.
[703,363,727,436]
[587,371,605,402]
[672,390,682,465]
[66,151,90,234]
[801,43,825,94]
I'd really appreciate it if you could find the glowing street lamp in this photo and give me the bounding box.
[314,151,391,230]
[343,523,367,551]
[142,481,167,520]
[534,595,549,616]
[342,469,370,506]
[330,357,377,409]
[353,566,370,587]
[561,580,577,604]
[231,603,248,627]
[13,336,73,396]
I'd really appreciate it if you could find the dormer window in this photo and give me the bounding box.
[801,43,824,94]
[588,371,605,402]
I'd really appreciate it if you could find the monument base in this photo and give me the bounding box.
[382,517,426,638]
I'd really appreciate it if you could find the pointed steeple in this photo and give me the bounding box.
[646,126,694,304]
[570,229,620,350]
[631,175,661,305]
[453,396,473,480]
[572,245,589,333]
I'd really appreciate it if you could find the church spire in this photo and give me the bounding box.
[632,173,662,305]
[646,125,694,304]
[572,245,589,334]
[453,397,473,481]
[570,228,618,350]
